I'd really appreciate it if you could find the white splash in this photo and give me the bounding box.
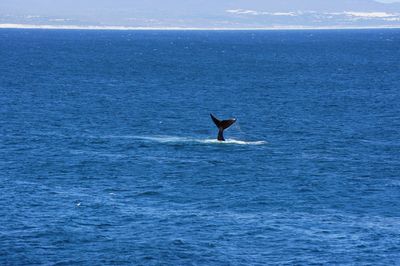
[201,139,267,145]
[115,135,267,146]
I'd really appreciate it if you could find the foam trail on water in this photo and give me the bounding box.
[201,139,267,145]
[109,135,267,145]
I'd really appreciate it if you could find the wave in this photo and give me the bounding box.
[111,135,267,146]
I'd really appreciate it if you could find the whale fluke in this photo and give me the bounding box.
[210,114,236,141]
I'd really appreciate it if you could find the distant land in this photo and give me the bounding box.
[1,24,400,31]
[1,0,400,29]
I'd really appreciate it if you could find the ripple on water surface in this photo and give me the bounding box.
[1,29,400,265]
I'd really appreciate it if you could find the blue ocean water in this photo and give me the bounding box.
[0,29,399,265]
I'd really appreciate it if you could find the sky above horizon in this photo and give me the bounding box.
[1,0,400,28]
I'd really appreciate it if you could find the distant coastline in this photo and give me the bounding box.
[1,23,400,31]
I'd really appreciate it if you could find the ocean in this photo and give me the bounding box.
[0,29,399,265]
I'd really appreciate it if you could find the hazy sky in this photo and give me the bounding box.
[1,0,400,28]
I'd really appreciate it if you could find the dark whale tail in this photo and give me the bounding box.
[210,114,237,141]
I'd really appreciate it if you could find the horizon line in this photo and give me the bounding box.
[1,23,400,31]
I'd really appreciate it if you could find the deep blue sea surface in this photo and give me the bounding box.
[1,29,400,265]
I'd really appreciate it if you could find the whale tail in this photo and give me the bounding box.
[210,114,237,141]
